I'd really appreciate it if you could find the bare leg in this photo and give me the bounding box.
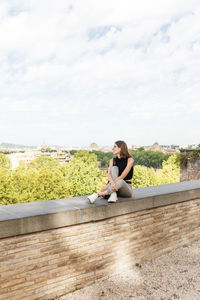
[98,190,109,197]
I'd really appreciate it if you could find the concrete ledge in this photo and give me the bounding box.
[0,180,200,239]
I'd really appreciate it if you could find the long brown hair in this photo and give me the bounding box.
[115,140,131,159]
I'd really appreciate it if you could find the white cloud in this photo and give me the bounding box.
[0,0,200,146]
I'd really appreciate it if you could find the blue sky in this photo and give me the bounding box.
[0,0,200,148]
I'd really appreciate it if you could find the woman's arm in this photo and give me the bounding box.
[113,157,134,183]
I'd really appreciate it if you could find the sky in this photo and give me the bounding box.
[0,0,200,148]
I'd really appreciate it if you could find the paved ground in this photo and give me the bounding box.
[58,239,200,300]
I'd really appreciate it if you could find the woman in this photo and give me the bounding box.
[87,140,134,203]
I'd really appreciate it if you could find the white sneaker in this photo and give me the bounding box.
[87,193,98,204]
[108,192,118,203]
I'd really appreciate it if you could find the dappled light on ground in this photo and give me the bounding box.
[58,239,200,300]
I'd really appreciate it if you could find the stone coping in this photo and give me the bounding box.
[0,180,200,239]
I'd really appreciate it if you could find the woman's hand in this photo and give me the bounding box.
[101,185,108,192]
[111,182,118,191]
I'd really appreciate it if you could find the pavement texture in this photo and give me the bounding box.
[58,239,200,300]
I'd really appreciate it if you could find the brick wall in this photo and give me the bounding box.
[0,198,200,300]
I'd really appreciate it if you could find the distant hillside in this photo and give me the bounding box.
[0,143,36,149]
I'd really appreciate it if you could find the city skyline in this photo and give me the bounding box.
[1,0,200,146]
[0,140,199,150]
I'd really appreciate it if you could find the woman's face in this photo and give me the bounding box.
[112,143,121,156]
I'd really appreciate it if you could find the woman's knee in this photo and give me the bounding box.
[111,166,118,171]
[111,166,119,179]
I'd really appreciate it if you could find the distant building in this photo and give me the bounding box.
[152,142,162,151]
[163,147,179,154]
[100,146,112,152]
[145,142,163,152]
[51,151,72,164]
[144,142,178,154]
[39,141,48,152]
[7,151,36,169]
[131,145,138,151]
[89,142,99,151]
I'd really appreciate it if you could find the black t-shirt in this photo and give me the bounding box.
[113,156,134,181]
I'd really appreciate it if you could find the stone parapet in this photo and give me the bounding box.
[0,180,200,239]
[0,180,200,299]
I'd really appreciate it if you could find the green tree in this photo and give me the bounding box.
[28,155,60,169]
[9,165,38,204]
[64,151,101,196]
[132,165,156,188]
[132,154,180,188]
[137,147,145,151]
[9,163,70,204]
[0,150,181,206]
[33,167,69,201]
[0,153,11,171]
[0,154,12,205]
[162,153,180,170]
[155,154,180,185]
[27,156,70,201]
[89,150,114,168]
[74,150,97,163]
[69,150,77,155]
[129,149,170,169]
[0,167,12,205]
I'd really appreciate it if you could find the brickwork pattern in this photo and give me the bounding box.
[0,198,200,300]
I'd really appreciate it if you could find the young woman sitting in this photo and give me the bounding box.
[87,140,134,203]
